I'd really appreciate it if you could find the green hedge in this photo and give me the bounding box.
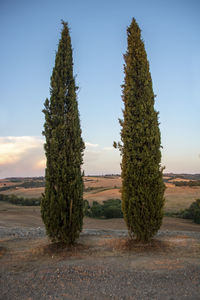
[181,199,200,224]
[83,199,123,219]
[0,193,41,206]
[174,180,200,187]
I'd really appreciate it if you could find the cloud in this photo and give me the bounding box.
[34,158,46,170]
[0,136,43,165]
[0,137,121,178]
[83,143,121,175]
[0,136,45,178]
[103,146,114,151]
[85,142,99,148]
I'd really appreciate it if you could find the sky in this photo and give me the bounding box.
[0,0,199,178]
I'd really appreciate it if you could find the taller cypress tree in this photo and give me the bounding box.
[41,21,84,245]
[118,18,165,241]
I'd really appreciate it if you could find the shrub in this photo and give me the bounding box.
[90,202,103,218]
[174,180,200,187]
[103,206,123,219]
[84,199,123,219]
[83,199,91,217]
[0,193,41,206]
[102,199,123,218]
[182,199,200,224]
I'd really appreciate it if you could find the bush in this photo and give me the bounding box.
[174,180,200,187]
[0,193,41,206]
[90,202,104,218]
[103,206,123,218]
[83,199,90,216]
[84,199,123,219]
[181,199,200,224]
[102,199,123,218]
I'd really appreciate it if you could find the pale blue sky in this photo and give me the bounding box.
[0,0,199,177]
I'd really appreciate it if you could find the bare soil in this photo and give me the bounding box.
[0,202,200,299]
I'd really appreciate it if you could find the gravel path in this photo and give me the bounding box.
[1,259,200,300]
[1,225,200,300]
[1,225,200,239]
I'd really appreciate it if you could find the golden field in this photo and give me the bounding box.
[1,175,200,213]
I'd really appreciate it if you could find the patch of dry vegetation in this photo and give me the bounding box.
[1,175,200,214]
[165,186,200,212]
[0,187,44,198]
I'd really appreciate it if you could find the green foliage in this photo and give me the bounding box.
[0,180,45,192]
[164,174,200,181]
[181,199,200,224]
[0,186,14,192]
[84,199,123,219]
[0,194,41,206]
[90,202,104,218]
[83,199,90,216]
[102,199,123,218]
[41,21,84,245]
[118,18,165,241]
[84,186,104,192]
[164,210,184,218]
[173,180,200,187]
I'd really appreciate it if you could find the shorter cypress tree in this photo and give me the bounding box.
[117,18,165,242]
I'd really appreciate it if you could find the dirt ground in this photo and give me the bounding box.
[1,202,200,232]
[0,202,200,299]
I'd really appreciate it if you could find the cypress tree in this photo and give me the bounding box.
[41,21,85,245]
[118,18,165,241]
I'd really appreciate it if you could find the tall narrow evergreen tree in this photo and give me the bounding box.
[41,21,84,245]
[118,18,165,241]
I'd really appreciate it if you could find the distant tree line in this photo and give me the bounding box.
[5,177,44,182]
[0,181,45,192]
[173,181,200,187]
[164,174,200,181]
[0,194,41,206]
[83,186,104,192]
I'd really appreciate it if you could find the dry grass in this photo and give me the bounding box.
[84,188,121,204]
[1,187,44,198]
[165,182,175,188]
[0,181,20,188]
[84,176,121,188]
[1,176,200,214]
[0,246,7,258]
[164,186,200,212]
[97,236,171,253]
[28,240,89,259]
[169,178,192,182]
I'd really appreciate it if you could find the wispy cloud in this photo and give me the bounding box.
[34,158,46,170]
[0,136,45,178]
[103,146,114,151]
[0,137,121,178]
[0,136,44,165]
[83,143,121,175]
[85,142,99,148]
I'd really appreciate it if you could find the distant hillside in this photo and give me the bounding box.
[164,173,200,181]
[1,174,200,193]
[0,177,45,192]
